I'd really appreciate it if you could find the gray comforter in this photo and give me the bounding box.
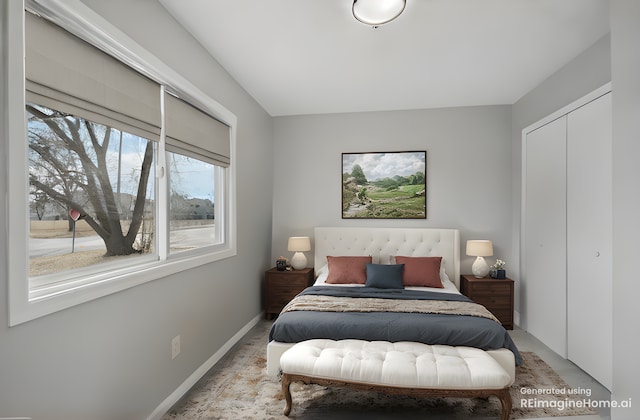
[269,286,523,365]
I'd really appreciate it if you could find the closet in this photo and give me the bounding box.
[523,85,612,390]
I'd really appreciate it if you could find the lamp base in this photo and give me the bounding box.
[290,252,307,270]
[471,256,490,278]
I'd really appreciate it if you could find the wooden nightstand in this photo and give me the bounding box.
[264,267,314,319]
[460,275,514,330]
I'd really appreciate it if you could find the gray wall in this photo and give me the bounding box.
[0,1,273,418]
[610,0,640,417]
[272,105,514,279]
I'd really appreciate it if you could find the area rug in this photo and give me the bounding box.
[163,321,597,419]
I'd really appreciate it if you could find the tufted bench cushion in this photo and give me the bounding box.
[280,339,513,419]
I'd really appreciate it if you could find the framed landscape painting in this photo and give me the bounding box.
[342,151,426,219]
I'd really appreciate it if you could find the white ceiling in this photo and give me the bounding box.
[159,0,609,117]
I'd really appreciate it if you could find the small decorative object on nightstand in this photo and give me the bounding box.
[460,274,514,329]
[489,258,507,279]
[276,256,288,271]
[264,267,314,319]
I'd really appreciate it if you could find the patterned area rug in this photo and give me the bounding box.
[164,321,597,419]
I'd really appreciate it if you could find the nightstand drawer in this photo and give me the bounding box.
[268,272,293,283]
[460,275,514,330]
[264,267,314,319]
[466,283,511,296]
[489,309,513,327]
[268,275,310,289]
[472,295,511,307]
[267,283,299,306]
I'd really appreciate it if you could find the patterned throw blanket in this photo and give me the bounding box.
[280,294,501,324]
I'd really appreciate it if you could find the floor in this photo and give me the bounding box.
[167,322,611,420]
[506,327,610,420]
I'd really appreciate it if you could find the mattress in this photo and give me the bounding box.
[268,284,523,365]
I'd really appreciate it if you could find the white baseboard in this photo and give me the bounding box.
[147,313,263,420]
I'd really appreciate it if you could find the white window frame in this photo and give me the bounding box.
[6,0,237,326]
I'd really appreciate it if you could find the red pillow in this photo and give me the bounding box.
[394,256,443,288]
[325,256,372,284]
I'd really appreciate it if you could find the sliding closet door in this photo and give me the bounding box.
[567,92,612,390]
[524,116,567,358]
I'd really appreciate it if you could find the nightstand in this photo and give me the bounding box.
[460,275,514,329]
[264,267,314,319]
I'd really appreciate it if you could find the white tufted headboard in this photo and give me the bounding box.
[314,227,461,289]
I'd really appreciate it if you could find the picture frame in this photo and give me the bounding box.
[342,151,426,219]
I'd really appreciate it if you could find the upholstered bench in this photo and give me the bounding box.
[280,339,514,419]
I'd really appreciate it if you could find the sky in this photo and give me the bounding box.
[106,132,155,198]
[342,151,425,181]
[108,132,215,201]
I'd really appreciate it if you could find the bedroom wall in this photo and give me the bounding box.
[510,34,611,331]
[0,1,273,418]
[610,0,640,417]
[271,105,513,282]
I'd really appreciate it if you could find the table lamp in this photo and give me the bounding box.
[288,236,311,270]
[466,240,493,278]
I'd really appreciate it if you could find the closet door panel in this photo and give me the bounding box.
[567,93,612,390]
[524,116,567,357]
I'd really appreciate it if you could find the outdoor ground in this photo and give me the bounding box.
[30,250,117,276]
[29,219,210,276]
[30,220,136,276]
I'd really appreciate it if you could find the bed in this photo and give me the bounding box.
[267,227,522,381]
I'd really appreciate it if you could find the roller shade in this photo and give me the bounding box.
[25,12,161,141]
[164,92,230,166]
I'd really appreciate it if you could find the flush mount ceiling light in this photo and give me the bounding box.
[352,0,406,27]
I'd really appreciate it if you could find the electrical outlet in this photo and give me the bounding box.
[171,335,181,359]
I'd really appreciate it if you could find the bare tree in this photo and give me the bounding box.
[27,104,154,256]
[30,189,49,221]
[29,129,83,230]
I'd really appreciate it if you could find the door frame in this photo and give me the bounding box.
[520,82,612,346]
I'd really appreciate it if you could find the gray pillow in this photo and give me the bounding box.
[365,263,405,289]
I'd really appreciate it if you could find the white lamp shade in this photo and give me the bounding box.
[352,0,406,26]
[288,236,311,252]
[465,240,493,257]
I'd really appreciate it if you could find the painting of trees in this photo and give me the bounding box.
[342,151,426,219]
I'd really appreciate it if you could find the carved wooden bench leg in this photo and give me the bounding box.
[496,387,512,420]
[282,373,293,416]
[281,372,512,419]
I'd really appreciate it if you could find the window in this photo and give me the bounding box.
[169,153,222,254]
[28,104,157,281]
[6,2,237,325]
[164,91,231,256]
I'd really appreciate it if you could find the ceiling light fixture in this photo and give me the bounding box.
[352,0,406,27]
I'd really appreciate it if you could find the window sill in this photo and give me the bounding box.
[10,246,236,326]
